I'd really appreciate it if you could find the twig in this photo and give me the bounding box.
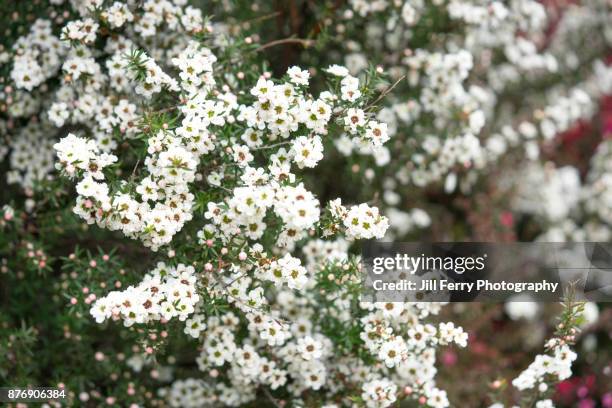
[147,104,180,115]
[262,387,283,408]
[253,38,315,53]
[365,74,407,110]
[224,292,291,325]
[243,11,283,25]
[220,271,250,290]
[211,184,233,193]
[131,159,141,177]
[251,141,293,151]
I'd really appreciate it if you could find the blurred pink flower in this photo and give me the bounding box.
[603,393,612,408]
[442,351,457,366]
[578,399,596,408]
[500,212,514,228]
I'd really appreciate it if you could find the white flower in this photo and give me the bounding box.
[287,66,310,86]
[343,203,389,239]
[232,144,254,166]
[535,400,554,408]
[62,18,99,44]
[48,102,70,127]
[365,121,390,146]
[340,75,362,102]
[103,2,134,28]
[344,108,366,133]
[401,3,417,25]
[250,77,275,100]
[184,315,207,338]
[291,135,324,168]
[378,337,406,368]
[427,387,450,408]
[296,336,323,360]
[361,378,397,408]
[325,64,349,77]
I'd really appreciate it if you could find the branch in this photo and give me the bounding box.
[251,141,293,151]
[253,38,315,53]
[365,75,407,110]
[262,387,283,408]
[243,11,282,25]
[147,104,180,115]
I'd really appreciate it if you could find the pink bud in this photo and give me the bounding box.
[500,211,514,228]
[442,351,457,366]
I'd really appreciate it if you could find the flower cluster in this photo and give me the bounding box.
[10,19,66,91]
[512,344,577,391]
[62,18,99,44]
[7,122,56,189]
[53,41,390,251]
[155,253,466,407]
[338,0,610,201]
[361,378,398,408]
[483,65,610,168]
[51,42,225,249]
[354,301,466,407]
[327,199,389,239]
[583,139,612,232]
[509,133,612,243]
[90,263,199,327]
